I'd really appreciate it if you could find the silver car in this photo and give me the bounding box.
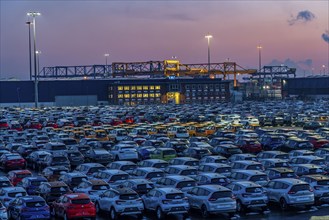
[142,187,189,219]
[186,185,236,218]
[226,181,268,213]
[264,178,314,210]
[300,174,329,205]
[95,188,144,219]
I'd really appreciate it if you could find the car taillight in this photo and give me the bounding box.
[288,190,296,194]
[115,200,125,205]
[231,195,236,200]
[162,200,170,204]
[309,187,314,192]
[208,197,217,201]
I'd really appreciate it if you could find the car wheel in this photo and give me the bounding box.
[201,204,209,218]
[236,200,245,213]
[280,198,289,211]
[95,202,101,213]
[110,207,118,220]
[63,213,68,220]
[50,207,56,216]
[156,206,164,220]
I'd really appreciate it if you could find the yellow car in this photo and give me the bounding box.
[95,129,109,141]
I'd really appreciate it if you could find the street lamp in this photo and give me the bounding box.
[322,65,326,75]
[27,12,41,108]
[26,21,32,81]
[205,33,213,72]
[257,45,262,72]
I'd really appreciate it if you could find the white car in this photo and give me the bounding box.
[95,188,144,219]
[110,144,139,162]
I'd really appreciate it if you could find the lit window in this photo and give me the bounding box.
[124,94,130,98]
[149,93,155,97]
[118,86,123,90]
[143,93,148,98]
[131,94,136,98]
[150,86,155,90]
[124,86,130,91]
[143,86,148,90]
[155,86,161,90]
[137,94,143,98]
[155,93,161,97]
[137,86,142,90]
[118,94,123,98]
[131,86,136,90]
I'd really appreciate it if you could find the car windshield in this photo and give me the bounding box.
[181,170,197,176]
[122,165,136,170]
[281,172,296,178]
[248,165,262,170]
[26,201,46,207]
[63,140,78,145]
[211,191,232,199]
[92,185,110,190]
[51,186,69,193]
[176,181,196,188]
[250,175,268,181]
[309,168,323,174]
[245,187,264,193]
[211,178,227,184]
[72,177,86,184]
[154,163,168,168]
[71,199,90,204]
[16,173,31,178]
[31,180,44,186]
[8,192,26,197]
[163,150,176,156]
[291,184,310,191]
[52,145,66,151]
[137,183,154,189]
[318,180,329,185]
[0,181,11,187]
[186,161,199,166]
[227,148,240,153]
[147,172,164,178]
[89,167,106,173]
[120,194,139,200]
[7,155,22,160]
[313,160,325,166]
[53,157,67,162]
[166,193,184,199]
[216,167,231,173]
[111,174,129,181]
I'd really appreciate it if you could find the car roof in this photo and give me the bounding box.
[157,187,183,194]
[136,167,163,172]
[20,196,45,202]
[304,174,329,181]
[65,193,90,200]
[48,181,67,187]
[198,173,226,178]
[127,178,153,184]
[232,181,261,188]
[273,178,307,185]
[233,170,265,175]
[268,167,294,173]
[197,184,230,192]
[164,175,195,181]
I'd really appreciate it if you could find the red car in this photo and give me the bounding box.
[0,153,26,171]
[306,136,329,149]
[25,121,43,130]
[51,193,96,219]
[235,138,262,153]
[7,169,32,186]
[0,120,9,130]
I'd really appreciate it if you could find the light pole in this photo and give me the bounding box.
[104,53,109,75]
[257,45,262,72]
[26,21,32,81]
[36,51,41,79]
[27,12,41,108]
[322,65,326,75]
[205,33,213,72]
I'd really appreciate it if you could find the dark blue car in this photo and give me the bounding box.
[17,176,48,195]
[7,196,50,220]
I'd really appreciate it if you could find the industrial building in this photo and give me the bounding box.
[0,78,231,107]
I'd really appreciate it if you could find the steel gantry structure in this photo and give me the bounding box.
[38,60,257,87]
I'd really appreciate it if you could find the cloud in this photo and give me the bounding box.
[288,10,315,25]
[322,30,329,44]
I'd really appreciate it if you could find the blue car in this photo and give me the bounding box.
[7,196,50,220]
[17,176,48,195]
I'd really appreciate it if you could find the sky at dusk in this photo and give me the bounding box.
[0,0,328,80]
